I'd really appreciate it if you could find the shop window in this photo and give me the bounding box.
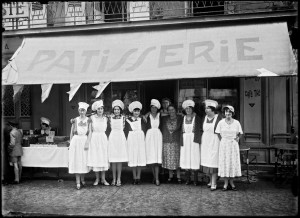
[104,1,127,22]
[20,86,31,117]
[2,86,15,117]
[208,78,239,119]
[179,79,207,117]
[112,82,138,115]
[191,1,225,16]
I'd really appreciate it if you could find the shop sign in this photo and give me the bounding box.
[2,2,29,19]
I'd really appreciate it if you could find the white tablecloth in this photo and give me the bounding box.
[21,147,69,168]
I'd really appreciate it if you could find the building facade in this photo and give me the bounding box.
[2,1,298,164]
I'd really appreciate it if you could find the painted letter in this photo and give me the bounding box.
[158,44,183,68]
[45,51,75,74]
[188,41,214,64]
[97,50,109,72]
[27,50,56,70]
[126,47,156,71]
[236,38,263,61]
[81,50,100,72]
[220,40,229,62]
[107,49,138,72]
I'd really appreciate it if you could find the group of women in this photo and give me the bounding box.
[68,98,243,191]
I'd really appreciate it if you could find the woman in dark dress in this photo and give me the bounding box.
[160,104,183,184]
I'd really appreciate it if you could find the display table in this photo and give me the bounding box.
[21,147,69,168]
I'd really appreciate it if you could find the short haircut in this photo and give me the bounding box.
[162,98,171,103]
[207,106,216,112]
[167,104,177,111]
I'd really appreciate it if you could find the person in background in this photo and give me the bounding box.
[200,99,222,191]
[145,99,163,186]
[180,100,202,186]
[69,102,91,190]
[160,98,172,117]
[35,117,53,136]
[108,100,128,187]
[87,100,110,186]
[124,101,147,185]
[161,104,183,184]
[7,120,23,184]
[215,105,243,191]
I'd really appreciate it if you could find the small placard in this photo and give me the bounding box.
[46,136,54,143]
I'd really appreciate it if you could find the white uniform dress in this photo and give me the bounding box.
[108,116,128,163]
[145,113,163,164]
[69,117,90,174]
[201,115,220,169]
[127,118,147,167]
[180,116,200,170]
[87,115,109,171]
[216,119,243,178]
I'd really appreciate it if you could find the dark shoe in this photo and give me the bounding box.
[132,179,137,185]
[152,178,155,184]
[136,179,141,185]
[231,186,237,191]
[12,181,20,185]
[207,183,211,188]
[80,181,86,187]
[177,178,182,184]
[193,181,198,186]
[185,179,191,185]
[222,186,228,191]
[155,180,160,186]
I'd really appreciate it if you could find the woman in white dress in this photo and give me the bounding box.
[216,105,243,191]
[200,99,222,191]
[87,100,110,186]
[145,99,163,186]
[69,102,91,190]
[124,101,147,185]
[180,100,202,186]
[108,99,128,187]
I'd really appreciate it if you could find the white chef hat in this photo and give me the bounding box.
[150,99,161,110]
[92,100,104,111]
[182,99,195,110]
[112,99,124,110]
[204,99,218,108]
[223,105,235,113]
[40,117,50,125]
[78,102,89,111]
[129,101,142,113]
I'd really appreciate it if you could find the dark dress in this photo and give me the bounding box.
[160,115,183,170]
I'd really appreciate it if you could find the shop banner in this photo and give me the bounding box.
[2,22,297,85]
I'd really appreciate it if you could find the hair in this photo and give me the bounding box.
[167,104,177,111]
[223,107,235,116]
[113,106,123,115]
[207,106,216,112]
[41,123,49,127]
[133,108,141,112]
[182,106,194,115]
[162,98,171,103]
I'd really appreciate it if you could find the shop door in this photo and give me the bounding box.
[143,80,177,112]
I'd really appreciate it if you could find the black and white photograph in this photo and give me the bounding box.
[2,1,298,216]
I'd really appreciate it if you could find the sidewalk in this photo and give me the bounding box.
[2,167,298,216]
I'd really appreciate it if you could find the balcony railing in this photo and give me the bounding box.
[2,1,297,30]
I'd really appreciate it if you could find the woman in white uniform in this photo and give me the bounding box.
[200,99,222,191]
[180,100,202,186]
[87,100,110,186]
[124,101,147,185]
[145,99,163,186]
[108,100,128,187]
[216,105,243,191]
[69,102,91,190]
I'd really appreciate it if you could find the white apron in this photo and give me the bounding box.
[87,115,109,171]
[108,117,128,163]
[200,115,220,168]
[180,116,200,170]
[127,118,147,167]
[145,113,163,164]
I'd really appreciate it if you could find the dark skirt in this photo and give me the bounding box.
[200,165,218,174]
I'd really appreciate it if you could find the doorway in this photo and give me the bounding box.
[143,80,177,112]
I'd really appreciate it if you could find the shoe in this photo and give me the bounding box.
[167,178,173,183]
[211,185,217,191]
[76,184,81,190]
[132,179,137,185]
[136,179,141,185]
[185,179,191,185]
[116,180,122,187]
[177,178,182,184]
[93,181,99,186]
[231,186,237,191]
[193,181,198,186]
[207,183,211,188]
[111,180,116,186]
[12,181,19,185]
[101,181,110,186]
[81,181,86,187]
[222,186,228,191]
[155,180,160,186]
[152,178,155,184]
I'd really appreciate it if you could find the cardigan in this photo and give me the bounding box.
[145,113,162,132]
[201,113,223,134]
[124,117,147,138]
[160,115,183,144]
[180,115,203,146]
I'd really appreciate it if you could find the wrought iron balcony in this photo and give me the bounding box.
[2,1,297,30]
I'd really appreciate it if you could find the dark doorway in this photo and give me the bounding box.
[143,80,177,112]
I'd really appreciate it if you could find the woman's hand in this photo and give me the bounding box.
[234,136,239,142]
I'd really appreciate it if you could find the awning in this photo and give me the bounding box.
[2,22,297,85]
